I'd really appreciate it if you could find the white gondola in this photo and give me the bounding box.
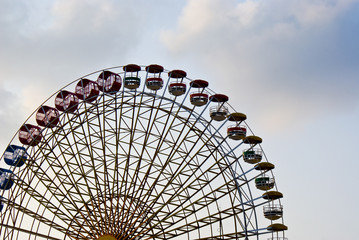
[264,205,283,220]
[210,105,228,121]
[255,175,275,190]
[124,77,141,89]
[243,148,262,164]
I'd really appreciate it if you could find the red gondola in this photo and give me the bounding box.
[55,91,79,112]
[97,71,122,93]
[19,124,42,146]
[227,125,247,140]
[36,106,60,127]
[75,79,99,102]
[146,78,163,91]
[190,93,208,106]
[169,82,186,96]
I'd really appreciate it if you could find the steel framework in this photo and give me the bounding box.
[0,64,287,240]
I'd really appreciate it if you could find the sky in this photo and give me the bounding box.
[1,0,359,239]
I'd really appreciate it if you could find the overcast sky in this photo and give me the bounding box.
[1,0,359,239]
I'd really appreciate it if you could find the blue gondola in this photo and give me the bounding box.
[4,145,27,167]
[0,168,14,190]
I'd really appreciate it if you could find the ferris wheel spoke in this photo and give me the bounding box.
[2,197,76,238]
[77,104,111,235]
[124,105,212,220]
[8,175,88,239]
[128,124,260,237]
[115,97,163,232]
[56,110,108,237]
[1,223,63,240]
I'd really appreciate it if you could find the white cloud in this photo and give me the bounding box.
[161,0,359,132]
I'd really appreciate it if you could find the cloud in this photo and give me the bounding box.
[0,0,158,150]
[0,0,145,88]
[161,0,359,132]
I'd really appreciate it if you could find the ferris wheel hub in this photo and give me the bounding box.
[97,235,117,240]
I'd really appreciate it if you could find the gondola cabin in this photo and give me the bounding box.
[243,149,262,164]
[75,79,99,102]
[190,93,208,106]
[97,71,122,93]
[210,106,228,121]
[124,77,141,89]
[55,91,79,112]
[36,106,60,128]
[4,145,27,167]
[0,168,14,190]
[264,205,283,220]
[227,125,247,140]
[168,82,186,96]
[0,198,3,212]
[255,175,275,191]
[19,124,42,146]
[146,78,163,91]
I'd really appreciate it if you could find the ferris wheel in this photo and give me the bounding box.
[0,64,287,240]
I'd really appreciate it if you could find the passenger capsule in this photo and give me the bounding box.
[146,78,163,91]
[4,145,27,167]
[169,82,186,96]
[190,93,209,106]
[97,71,122,93]
[210,106,228,121]
[255,175,275,191]
[0,168,14,190]
[55,91,79,112]
[227,125,246,139]
[243,148,262,164]
[19,124,42,146]
[0,197,3,212]
[124,77,141,89]
[36,106,60,128]
[264,205,283,220]
[75,79,99,102]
